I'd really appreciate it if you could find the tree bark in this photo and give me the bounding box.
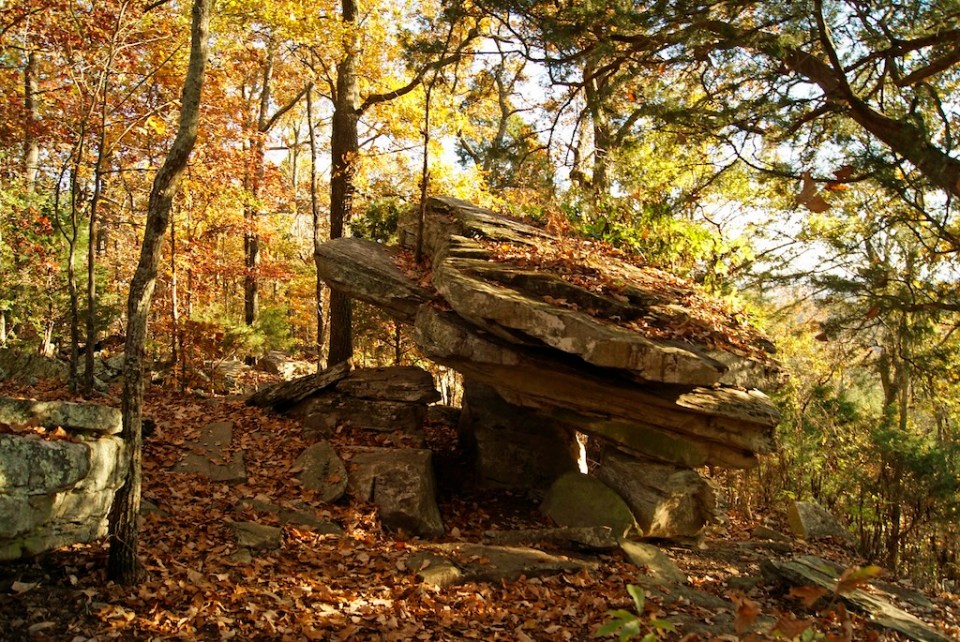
[107,0,211,585]
[307,87,325,368]
[243,44,273,327]
[23,49,39,192]
[327,0,360,366]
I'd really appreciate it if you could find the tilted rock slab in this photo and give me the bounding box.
[417,306,775,469]
[763,555,952,642]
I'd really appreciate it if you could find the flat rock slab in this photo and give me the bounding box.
[231,521,281,550]
[336,366,441,403]
[174,421,246,483]
[405,543,597,588]
[0,396,121,435]
[300,396,426,438]
[620,540,687,585]
[762,555,952,642]
[293,441,348,503]
[239,495,342,535]
[483,526,619,550]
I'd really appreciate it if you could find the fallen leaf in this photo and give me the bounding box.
[11,581,38,593]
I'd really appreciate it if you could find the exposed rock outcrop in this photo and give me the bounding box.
[0,349,69,385]
[0,397,127,561]
[311,197,782,539]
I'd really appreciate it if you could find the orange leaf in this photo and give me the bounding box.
[772,615,818,638]
[833,164,855,181]
[789,585,829,607]
[797,171,831,212]
[730,593,761,633]
[837,565,883,594]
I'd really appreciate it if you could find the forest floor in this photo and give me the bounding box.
[1,376,959,641]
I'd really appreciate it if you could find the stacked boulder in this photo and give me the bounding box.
[0,397,127,560]
[311,197,781,540]
[251,364,445,537]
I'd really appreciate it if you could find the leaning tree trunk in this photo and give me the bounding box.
[327,0,359,366]
[107,0,211,585]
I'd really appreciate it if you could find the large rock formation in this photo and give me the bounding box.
[0,397,127,560]
[314,197,782,538]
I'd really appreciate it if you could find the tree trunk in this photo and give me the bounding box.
[67,153,85,391]
[170,209,179,368]
[83,5,125,396]
[108,0,211,585]
[583,55,612,203]
[327,0,360,366]
[23,50,39,192]
[307,87,325,368]
[243,47,272,326]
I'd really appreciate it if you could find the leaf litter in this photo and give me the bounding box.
[0,379,958,641]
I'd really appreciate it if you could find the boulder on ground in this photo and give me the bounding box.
[349,448,444,537]
[257,351,313,380]
[293,441,348,503]
[0,349,68,385]
[540,472,637,538]
[620,540,687,585]
[787,500,854,543]
[596,447,717,538]
[459,380,580,489]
